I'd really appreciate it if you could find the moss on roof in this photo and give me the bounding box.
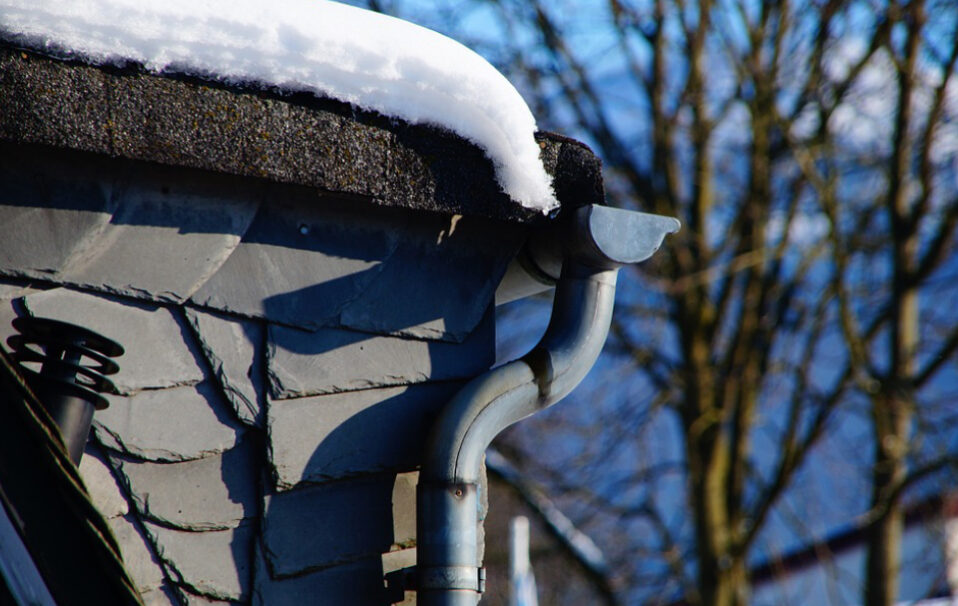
[0,44,604,223]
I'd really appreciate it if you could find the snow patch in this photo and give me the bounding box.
[0,0,558,212]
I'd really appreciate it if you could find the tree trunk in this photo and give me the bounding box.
[864,287,917,605]
[864,486,905,606]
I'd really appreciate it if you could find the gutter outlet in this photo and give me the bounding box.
[413,204,679,605]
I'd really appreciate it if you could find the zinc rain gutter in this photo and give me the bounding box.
[415,204,680,606]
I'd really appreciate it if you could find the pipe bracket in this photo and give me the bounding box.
[419,566,485,592]
[385,566,485,604]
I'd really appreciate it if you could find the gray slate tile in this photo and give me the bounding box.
[93,382,243,462]
[0,282,50,361]
[111,439,258,531]
[390,473,418,550]
[21,288,205,393]
[261,472,417,577]
[266,306,494,399]
[189,197,400,330]
[267,382,461,489]
[253,545,415,606]
[0,282,51,362]
[337,214,521,342]
[140,585,180,606]
[190,197,523,343]
[184,308,265,427]
[0,153,116,279]
[144,520,254,602]
[78,445,129,519]
[108,514,167,594]
[0,147,261,305]
[0,279,48,302]
[180,590,242,605]
[0,298,22,355]
[58,170,260,303]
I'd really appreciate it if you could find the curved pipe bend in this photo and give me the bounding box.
[415,205,679,606]
[422,263,617,484]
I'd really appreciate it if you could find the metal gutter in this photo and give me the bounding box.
[414,204,679,605]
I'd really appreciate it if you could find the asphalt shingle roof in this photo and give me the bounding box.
[0,44,604,223]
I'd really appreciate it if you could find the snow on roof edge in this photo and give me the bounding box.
[0,0,558,213]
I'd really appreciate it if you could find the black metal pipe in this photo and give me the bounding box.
[7,317,123,464]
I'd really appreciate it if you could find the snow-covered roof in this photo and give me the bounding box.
[0,0,557,213]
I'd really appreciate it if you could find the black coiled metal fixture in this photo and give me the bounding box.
[7,316,124,465]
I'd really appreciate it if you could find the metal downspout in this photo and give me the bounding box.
[415,205,679,605]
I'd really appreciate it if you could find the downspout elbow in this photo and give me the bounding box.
[424,262,618,485]
[414,205,679,605]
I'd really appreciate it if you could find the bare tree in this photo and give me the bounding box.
[785,1,958,603]
[359,0,958,603]
[482,2,859,603]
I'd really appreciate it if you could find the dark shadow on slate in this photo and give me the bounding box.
[258,340,490,598]
[170,307,260,600]
[205,194,399,326]
[2,140,518,343]
[224,433,263,602]
[1,140,489,247]
[224,192,403,257]
[0,145,119,275]
[0,144,117,212]
[255,199,499,349]
[2,140,519,261]
[260,273,467,358]
[254,267,387,340]
[0,142,259,235]
[240,318,269,428]
[262,474,399,578]
[265,305,495,401]
[296,382,463,484]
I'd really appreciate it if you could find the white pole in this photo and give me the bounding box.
[509,516,539,606]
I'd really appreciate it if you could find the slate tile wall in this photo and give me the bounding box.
[0,149,524,339]
[0,166,517,604]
